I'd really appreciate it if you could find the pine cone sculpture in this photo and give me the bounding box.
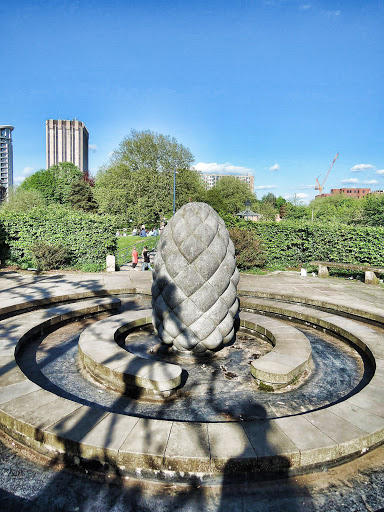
[152,202,239,353]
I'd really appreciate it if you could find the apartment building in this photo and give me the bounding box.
[200,173,254,191]
[46,119,89,172]
[0,125,14,201]
[316,188,372,199]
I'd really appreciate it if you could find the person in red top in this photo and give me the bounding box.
[132,247,138,269]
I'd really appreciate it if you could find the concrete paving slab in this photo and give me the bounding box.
[305,409,370,456]
[164,422,210,472]
[330,401,384,443]
[79,413,139,462]
[44,405,108,455]
[346,393,384,418]
[208,422,256,471]
[118,418,172,470]
[275,415,338,465]
[0,361,28,386]
[0,380,41,405]
[17,397,83,431]
[0,388,58,419]
[243,420,300,469]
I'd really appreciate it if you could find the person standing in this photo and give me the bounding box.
[132,247,138,269]
[141,246,152,271]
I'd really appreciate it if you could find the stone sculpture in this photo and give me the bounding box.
[152,202,239,354]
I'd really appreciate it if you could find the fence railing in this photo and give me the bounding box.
[115,236,160,267]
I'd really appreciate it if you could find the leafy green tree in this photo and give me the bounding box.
[205,176,256,215]
[1,188,45,212]
[261,192,277,206]
[309,194,362,224]
[259,202,278,221]
[174,168,205,210]
[361,194,384,226]
[94,130,198,224]
[275,196,287,209]
[69,180,98,212]
[49,162,84,204]
[283,203,309,220]
[19,169,56,202]
[19,162,84,206]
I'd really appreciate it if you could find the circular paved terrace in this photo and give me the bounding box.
[0,268,383,488]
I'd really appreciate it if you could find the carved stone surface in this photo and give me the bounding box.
[152,202,239,353]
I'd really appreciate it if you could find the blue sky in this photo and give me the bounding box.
[1,0,383,203]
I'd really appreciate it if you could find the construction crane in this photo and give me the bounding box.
[315,153,339,195]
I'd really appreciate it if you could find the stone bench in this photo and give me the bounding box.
[239,311,312,388]
[310,260,384,285]
[78,309,182,395]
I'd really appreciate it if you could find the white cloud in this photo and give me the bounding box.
[341,178,359,184]
[22,166,35,176]
[254,185,278,190]
[300,4,311,9]
[89,144,98,153]
[14,176,26,183]
[350,164,375,173]
[194,162,253,174]
[375,169,384,175]
[284,193,308,199]
[296,184,315,190]
[362,179,379,184]
[284,192,310,203]
[269,163,280,172]
[327,10,341,16]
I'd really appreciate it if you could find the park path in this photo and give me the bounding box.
[0,268,383,318]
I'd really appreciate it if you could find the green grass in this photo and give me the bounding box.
[117,235,143,250]
[116,235,159,265]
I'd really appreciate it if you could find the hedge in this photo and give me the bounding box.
[0,206,117,271]
[223,217,384,268]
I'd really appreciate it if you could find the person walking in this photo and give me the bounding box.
[141,246,153,271]
[132,247,138,269]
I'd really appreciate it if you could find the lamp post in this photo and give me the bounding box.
[245,199,251,221]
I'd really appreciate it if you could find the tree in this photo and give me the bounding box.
[361,194,384,226]
[308,194,362,224]
[276,196,287,209]
[69,180,98,212]
[48,162,84,204]
[1,188,45,212]
[205,176,256,215]
[259,202,278,221]
[283,203,309,220]
[261,192,277,206]
[19,162,84,206]
[19,169,57,203]
[94,130,198,224]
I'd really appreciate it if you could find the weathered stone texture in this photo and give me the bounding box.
[152,202,239,353]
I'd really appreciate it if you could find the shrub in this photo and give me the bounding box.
[229,228,266,269]
[0,205,117,271]
[30,241,68,270]
[225,221,384,269]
